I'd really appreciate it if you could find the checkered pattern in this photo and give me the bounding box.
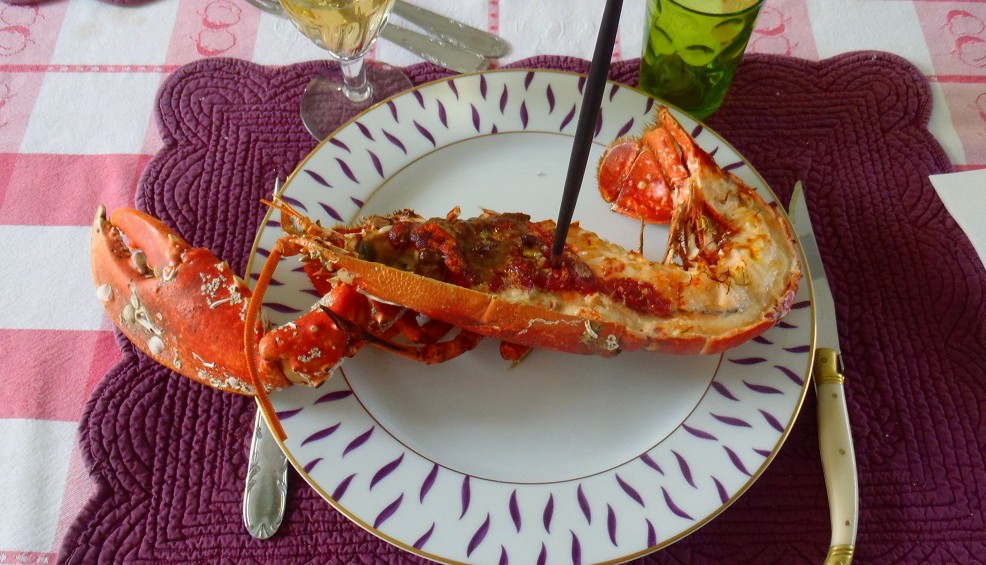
[0,0,981,560]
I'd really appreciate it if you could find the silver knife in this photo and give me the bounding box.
[380,25,490,73]
[788,182,859,565]
[242,177,289,540]
[392,0,510,58]
[244,0,490,74]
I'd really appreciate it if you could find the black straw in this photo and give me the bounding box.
[550,0,624,267]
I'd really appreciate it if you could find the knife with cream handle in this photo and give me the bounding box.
[788,182,859,565]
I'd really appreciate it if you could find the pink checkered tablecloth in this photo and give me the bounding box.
[0,0,983,562]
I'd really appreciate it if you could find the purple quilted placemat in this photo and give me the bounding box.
[60,53,986,564]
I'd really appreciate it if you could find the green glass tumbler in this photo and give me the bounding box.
[638,0,765,120]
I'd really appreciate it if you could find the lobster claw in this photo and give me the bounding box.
[91,206,290,395]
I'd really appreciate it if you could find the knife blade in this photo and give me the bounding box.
[788,181,859,565]
[392,0,510,59]
[244,0,490,74]
[380,25,489,74]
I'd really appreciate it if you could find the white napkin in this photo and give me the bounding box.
[929,169,986,271]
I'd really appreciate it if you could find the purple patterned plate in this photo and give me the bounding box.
[246,70,814,565]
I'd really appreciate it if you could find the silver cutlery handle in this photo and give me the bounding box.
[393,0,510,58]
[243,408,289,539]
[816,348,858,565]
[380,25,489,74]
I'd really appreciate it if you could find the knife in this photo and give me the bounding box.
[788,182,859,565]
[392,0,510,59]
[247,0,492,73]
[379,25,490,74]
[244,0,490,74]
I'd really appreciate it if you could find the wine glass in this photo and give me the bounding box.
[279,0,412,140]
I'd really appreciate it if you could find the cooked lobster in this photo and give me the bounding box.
[91,107,801,439]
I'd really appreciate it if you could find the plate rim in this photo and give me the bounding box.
[243,67,815,565]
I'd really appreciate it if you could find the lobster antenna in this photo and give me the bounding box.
[261,197,303,219]
[244,244,288,441]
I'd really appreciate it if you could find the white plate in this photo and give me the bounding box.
[248,70,813,565]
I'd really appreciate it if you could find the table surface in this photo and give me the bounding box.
[1,0,983,561]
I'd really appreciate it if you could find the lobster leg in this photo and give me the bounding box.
[254,260,483,387]
[394,329,482,363]
[381,311,457,344]
[647,109,735,269]
[498,341,532,363]
[255,284,375,387]
[321,306,482,364]
[245,239,379,441]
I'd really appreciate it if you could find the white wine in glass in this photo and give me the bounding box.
[279,0,411,140]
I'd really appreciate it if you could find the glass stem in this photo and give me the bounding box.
[339,56,372,104]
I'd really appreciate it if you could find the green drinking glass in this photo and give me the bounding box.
[638,0,765,120]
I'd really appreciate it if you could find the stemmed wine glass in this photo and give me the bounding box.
[278,0,412,140]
